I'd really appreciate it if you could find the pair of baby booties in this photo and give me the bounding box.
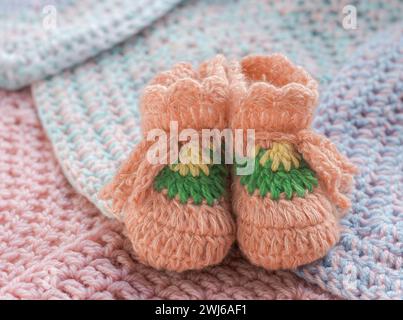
[100,54,356,272]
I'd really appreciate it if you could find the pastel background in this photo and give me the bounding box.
[0,88,337,298]
[0,0,402,299]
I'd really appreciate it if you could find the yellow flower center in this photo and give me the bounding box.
[258,141,301,172]
[169,143,211,177]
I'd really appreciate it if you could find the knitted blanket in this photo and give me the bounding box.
[29,0,402,299]
[0,88,334,299]
[297,29,402,299]
[0,0,182,90]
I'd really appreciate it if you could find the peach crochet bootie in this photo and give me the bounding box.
[100,56,236,272]
[230,54,357,270]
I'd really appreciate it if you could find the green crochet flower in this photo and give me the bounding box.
[154,164,228,205]
[236,148,318,200]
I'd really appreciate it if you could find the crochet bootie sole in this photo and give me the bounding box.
[233,179,340,270]
[123,189,236,272]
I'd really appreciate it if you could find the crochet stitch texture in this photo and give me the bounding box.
[32,0,402,299]
[98,57,236,272]
[0,88,335,299]
[229,54,356,270]
[237,147,318,200]
[0,0,183,90]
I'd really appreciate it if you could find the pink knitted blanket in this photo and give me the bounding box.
[0,89,335,299]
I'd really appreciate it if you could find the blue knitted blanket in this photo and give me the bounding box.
[0,0,182,89]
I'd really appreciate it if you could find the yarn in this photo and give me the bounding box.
[296,28,403,300]
[230,54,357,210]
[230,54,354,270]
[155,164,228,205]
[169,143,212,177]
[99,56,236,272]
[0,0,183,90]
[0,88,336,299]
[258,142,301,172]
[156,142,229,205]
[31,0,402,298]
[238,150,318,200]
[237,142,318,200]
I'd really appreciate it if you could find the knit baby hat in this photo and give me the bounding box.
[0,0,182,90]
[32,0,402,298]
